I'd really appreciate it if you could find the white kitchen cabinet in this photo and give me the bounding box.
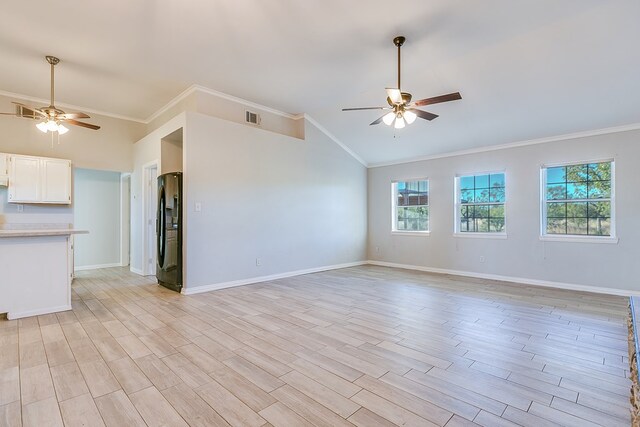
[8,155,41,203]
[42,158,71,203]
[0,153,8,186]
[8,155,72,204]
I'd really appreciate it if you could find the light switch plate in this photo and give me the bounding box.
[194,202,202,212]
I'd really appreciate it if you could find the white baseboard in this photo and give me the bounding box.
[130,267,144,276]
[366,260,639,297]
[181,261,368,295]
[7,304,73,320]
[74,263,122,272]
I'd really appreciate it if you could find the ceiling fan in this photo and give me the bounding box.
[0,56,100,134]
[342,36,461,129]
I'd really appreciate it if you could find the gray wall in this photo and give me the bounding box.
[183,112,367,290]
[368,129,640,292]
[73,168,122,268]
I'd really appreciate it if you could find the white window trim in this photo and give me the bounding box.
[453,170,507,238]
[539,235,618,244]
[391,231,431,237]
[391,178,430,234]
[454,232,507,239]
[539,159,617,243]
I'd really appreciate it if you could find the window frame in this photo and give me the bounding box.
[453,170,508,239]
[539,159,618,243]
[391,178,430,236]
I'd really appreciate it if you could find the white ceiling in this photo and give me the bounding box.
[1,1,638,165]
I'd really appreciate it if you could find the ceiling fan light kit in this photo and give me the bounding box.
[0,55,100,136]
[342,35,462,129]
[36,120,69,134]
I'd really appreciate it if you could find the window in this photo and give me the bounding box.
[392,180,429,233]
[542,161,614,237]
[455,172,506,234]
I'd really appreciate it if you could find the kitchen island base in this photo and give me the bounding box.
[0,227,86,320]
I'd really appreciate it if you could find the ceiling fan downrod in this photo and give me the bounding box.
[393,36,405,91]
[46,56,60,109]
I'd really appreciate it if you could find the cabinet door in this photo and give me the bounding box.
[41,159,71,204]
[0,153,8,175]
[0,153,8,186]
[8,155,41,203]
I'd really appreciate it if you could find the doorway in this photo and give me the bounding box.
[143,161,158,276]
[120,173,131,267]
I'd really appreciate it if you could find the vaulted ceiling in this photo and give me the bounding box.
[1,1,638,165]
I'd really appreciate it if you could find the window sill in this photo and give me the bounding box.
[539,235,619,244]
[453,232,507,239]
[391,231,431,237]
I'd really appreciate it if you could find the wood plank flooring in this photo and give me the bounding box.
[0,265,632,426]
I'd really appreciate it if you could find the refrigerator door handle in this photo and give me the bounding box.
[157,186,166,269]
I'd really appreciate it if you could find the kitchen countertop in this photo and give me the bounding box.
[0,223,89,238]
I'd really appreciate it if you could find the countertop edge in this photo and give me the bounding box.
[0,229,89,238]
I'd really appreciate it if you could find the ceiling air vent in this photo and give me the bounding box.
[245,110,260,126]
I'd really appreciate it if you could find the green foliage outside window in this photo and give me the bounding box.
[545,162,612,236]
[459,173,505,233]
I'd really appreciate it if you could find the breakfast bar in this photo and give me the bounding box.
[0,225,88,319]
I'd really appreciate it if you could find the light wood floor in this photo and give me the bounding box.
[0,265,632,426]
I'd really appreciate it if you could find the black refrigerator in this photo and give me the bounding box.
[156,172,182,292]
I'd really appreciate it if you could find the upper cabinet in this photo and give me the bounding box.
[0,153,8,186]
[41,158,72,203]
[9,156,40,202]
[8,155,71,204]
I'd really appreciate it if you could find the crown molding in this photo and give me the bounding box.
[369,122,640,168]
[190,85,300,120]
[0,89,146,123]
[303,114,368,167]
[143,85,198,124]
[7,84,636,172]
[145,84,301,124]
[145,86,368,167]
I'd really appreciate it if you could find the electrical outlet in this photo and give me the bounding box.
[479,256,485,263]
[17,204,23,213]
[375,246,380,254]
[256,258,262,266]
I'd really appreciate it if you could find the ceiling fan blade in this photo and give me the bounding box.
[0,112,40,119]
[64,119,100,130]
[408,108,439,121]
[11,102,47,117]
[370,115,387,126]
[11,101,36,109]
[342,107,386,111]
[386,88,403,104]
[59,112,91,119]
[412,92,462,107]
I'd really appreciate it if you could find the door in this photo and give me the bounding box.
[145,165,158,276]
[0,153,8,185]
[8,155,41,203]
[41,158,71,203]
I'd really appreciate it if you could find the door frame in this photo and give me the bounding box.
[142,160,159,276]
[120,173,131,267]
